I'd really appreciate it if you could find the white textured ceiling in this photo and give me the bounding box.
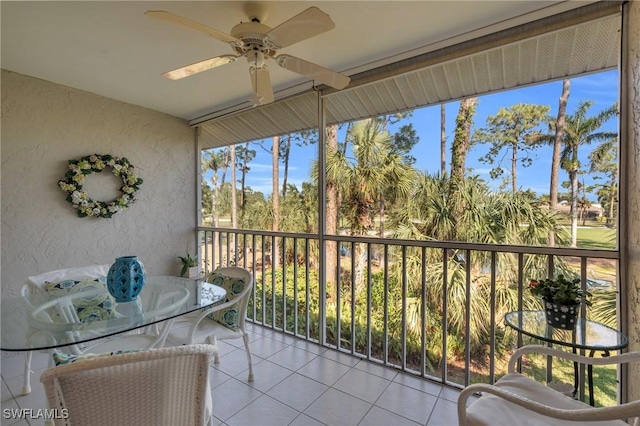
[0,1,604,122]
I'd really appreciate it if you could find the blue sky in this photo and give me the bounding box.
[205,69,619,200]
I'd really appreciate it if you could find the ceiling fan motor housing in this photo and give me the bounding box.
[230,22,277,56]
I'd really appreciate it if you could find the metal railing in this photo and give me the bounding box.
[198,226,619,398]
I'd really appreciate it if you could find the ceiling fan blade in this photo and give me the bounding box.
[249,66,275,106]
[145,10,242,45]
[162,55,239,80]
[276,55,350,90]
[265,7,335,49]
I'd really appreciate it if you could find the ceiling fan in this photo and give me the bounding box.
[145,4,351,106]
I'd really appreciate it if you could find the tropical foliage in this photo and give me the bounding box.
[199,79,619,380]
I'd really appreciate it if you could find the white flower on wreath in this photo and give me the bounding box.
[71,191,84,204]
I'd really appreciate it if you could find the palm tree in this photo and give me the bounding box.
[389,173,571,359]
[325,124,340,301]
[589,137,618,225]
[549,79,571,246]
[559,101,618,247]
[325,119,416,296]
[202,151,226,227]
[230,144,238,230]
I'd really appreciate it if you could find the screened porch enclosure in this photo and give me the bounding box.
[190,0,640,409]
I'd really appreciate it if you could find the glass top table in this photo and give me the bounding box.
[504,310,628,352]
[504,310,628,406]
[1,276,226,351]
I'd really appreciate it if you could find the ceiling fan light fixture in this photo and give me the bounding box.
[246,50,266,68]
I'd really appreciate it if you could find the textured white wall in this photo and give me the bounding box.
[1,70,197,296]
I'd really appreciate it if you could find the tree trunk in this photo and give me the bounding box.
[230,145,237,265]
[450,97,477,236]
[441,104,446,174]
[450,98,477,183]
[282,135,291,198]
[230,145,237,229]
[511,146,518,194]
[549,79,570,246]
[325,125,339,301]
[240,142,250,224]
[212,179,219,228]
[609,188,615,225]
[570,169,579,247]
[272,136,280,268]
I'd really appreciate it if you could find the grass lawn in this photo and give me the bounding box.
[523,351,617,407]
[575,227,616,250]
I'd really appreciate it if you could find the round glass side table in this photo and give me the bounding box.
[504,310,628,406]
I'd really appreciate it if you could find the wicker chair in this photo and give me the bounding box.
[458,345,640,426]
[40,344,216,426]
[167,267,255,382]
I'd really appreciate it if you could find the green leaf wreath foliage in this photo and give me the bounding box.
[58,154,143,219]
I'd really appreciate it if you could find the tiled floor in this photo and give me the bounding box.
[1,323,470,425]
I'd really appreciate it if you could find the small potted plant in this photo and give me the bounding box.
[528,274,591,329]
[178,252,199,278]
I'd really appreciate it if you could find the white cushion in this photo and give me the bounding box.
[26,264,110,292]
[466,373,628,426]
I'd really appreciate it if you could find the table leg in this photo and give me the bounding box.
[587,350,610,407]
[587,349,597,406]
[572,347,579,399]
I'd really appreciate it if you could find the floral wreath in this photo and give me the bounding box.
[58,154,143,219]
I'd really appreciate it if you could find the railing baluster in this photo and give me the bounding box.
[367,242,373,360]
[516,252,525,373]
[271,235,276,329]
[242,233,248,269]
[489,251,497,384]
[464,249,471,387]
[335,241,341,350]
[351,242,357,354]
[401,245,408,371]
[293,238,299,337]
[282,236,287,333]
[383,244,389,365]
[251,234,257,321]
[305,238,310,340]
[442,248,448,383]
[421,246,427,377]
[546,254,555,383]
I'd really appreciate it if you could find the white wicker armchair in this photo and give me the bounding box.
[458,345,640,426]
[40,344,217,426]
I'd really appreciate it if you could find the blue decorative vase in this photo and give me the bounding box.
[107,256,146,303]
